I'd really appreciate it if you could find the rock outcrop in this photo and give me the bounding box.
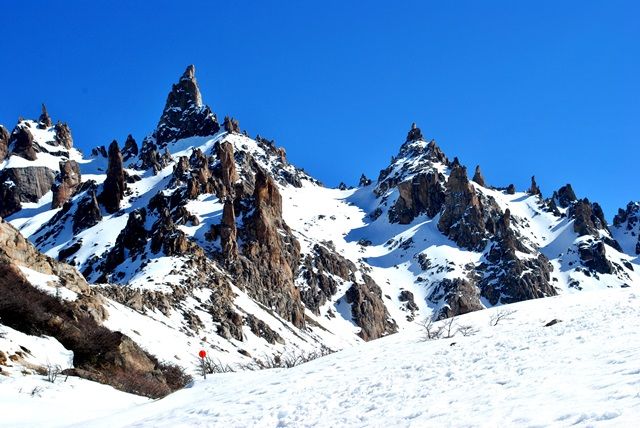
[345,275,398,341]
[438,164,486,250]
[9,124,37,161]
[0,166,57,217]
[235,166,305,328]
[99,141,126,213]
[223,116,240,134]
[38,104,52,129]
[389,172,446,224]
[0,125,9,160]
[405,122,423,143]
[528,176,541,196]
[472,165,486,187]
[54,122,73,149]
[122,134,138,161]
[52,160,81,208]
[429,278,483,319]
[72,187,103,234]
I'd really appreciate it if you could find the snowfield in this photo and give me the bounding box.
[3,287,634,427]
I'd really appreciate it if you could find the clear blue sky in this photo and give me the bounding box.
[1,1,638,218]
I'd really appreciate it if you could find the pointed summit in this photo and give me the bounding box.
[472,165,486,187]
[38,103,52,129]
[406,122,424,143]
[528,175,542,197]
[150,65,220,147]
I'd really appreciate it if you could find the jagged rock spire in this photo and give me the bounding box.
[99,140,126,213]
[472,165,486,187]
[150,65,220,147]
[0,125,9,160]
[528,176,541,196]
[406,122,424,143]
[38,104,52,129]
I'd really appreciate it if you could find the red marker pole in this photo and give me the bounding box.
[199,350,207,379]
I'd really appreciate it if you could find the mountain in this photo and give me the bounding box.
[1,65,639,382]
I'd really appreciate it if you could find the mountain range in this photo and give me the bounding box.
[1,65,639,395]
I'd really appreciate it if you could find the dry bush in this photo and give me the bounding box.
[489,309,517,326]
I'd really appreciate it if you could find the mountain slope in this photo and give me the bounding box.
[69,287,640,427]
[1,64,639,374]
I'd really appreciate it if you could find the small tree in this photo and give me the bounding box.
[489,309,517,326]
[418,317,443,341]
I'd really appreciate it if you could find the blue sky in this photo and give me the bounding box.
[1,1,638,217]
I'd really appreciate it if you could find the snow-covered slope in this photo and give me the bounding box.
[39,287,638,427]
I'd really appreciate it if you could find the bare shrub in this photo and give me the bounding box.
[45,363,62,383]
[418,317,443,341]
[457,325,479,337]
[199,356,236,374]
[442,317,457,339]
[158,361,193,391]
[489,309,517,326]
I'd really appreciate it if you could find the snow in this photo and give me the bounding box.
[0,324,148,428]
[61,287,640,427]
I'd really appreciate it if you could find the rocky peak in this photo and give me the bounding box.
[612,201,640,255]
[553,184,577,209]
[153,65,220,147]
[405,122,424,143]
[99,140,126,213]
[359,173,372,187]
[223,116,240,134]
[0,125,9,160]
[375,135,449,197]
[472,165,486,187]
[38,103,52,129]
[613,202,640,229]
[528,175,541,196]
[122,134,138,161]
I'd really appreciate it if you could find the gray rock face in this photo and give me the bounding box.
[389,172,446,224]
[52,160,81,208]
[437,164,486,250]
[0,166,56,217]
[345,275,398,341]
[429,278,484,319]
